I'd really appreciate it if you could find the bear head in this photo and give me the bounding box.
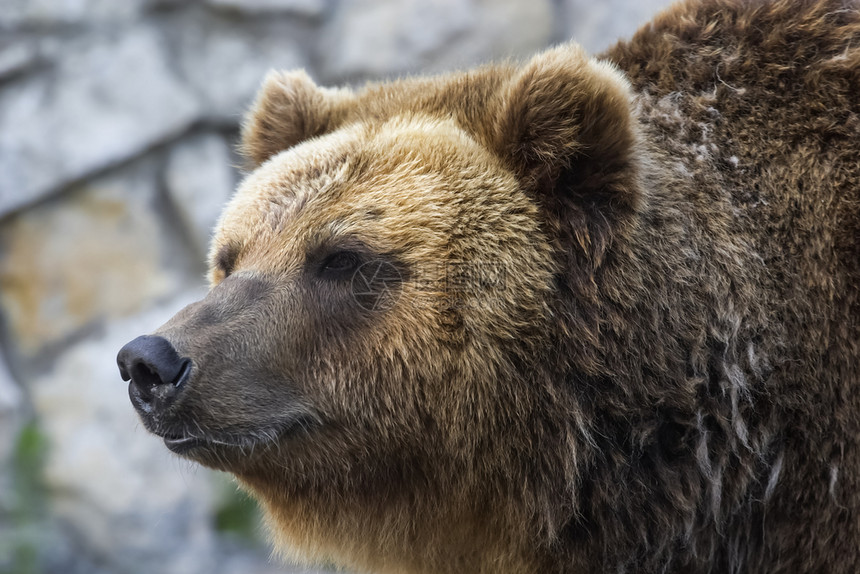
[117,44,641,574]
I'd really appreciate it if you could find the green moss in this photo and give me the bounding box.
[13,422,48,486]
[213,478,264,544]
[0,420,49,574]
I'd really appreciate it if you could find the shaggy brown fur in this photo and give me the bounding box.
[120,1,860,573]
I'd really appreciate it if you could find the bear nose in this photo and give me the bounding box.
[117,335,191,412]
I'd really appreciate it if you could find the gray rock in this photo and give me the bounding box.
[320,0,554,81]
[0,351,23,465]
[169,13,307,122]
[0,353,21,414]
[0,40,39,80]
[206,0,328,18]
[0,0,149,27]
[559,0,673,54]
[0,25,200,216]
[165,132,238,256]
[0,157,200,361]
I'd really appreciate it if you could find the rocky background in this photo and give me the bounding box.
[0,1,671,573]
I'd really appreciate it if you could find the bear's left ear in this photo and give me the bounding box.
[492,44,640,266]
[240,70,355,168]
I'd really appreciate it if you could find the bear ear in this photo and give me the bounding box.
[492,44,640,266]
[240,70,354,168]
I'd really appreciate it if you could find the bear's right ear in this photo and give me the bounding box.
[240,70,354,168]
[490,44,640,269]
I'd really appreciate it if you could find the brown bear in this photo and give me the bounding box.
[117,0,860,572]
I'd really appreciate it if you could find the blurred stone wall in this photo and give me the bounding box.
[0,1,671,573]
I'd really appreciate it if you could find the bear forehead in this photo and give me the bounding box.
[214,115,527,264]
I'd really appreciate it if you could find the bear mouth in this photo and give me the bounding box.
[160,431,265,455]
[162,433,207,454]
[158,413,319,457]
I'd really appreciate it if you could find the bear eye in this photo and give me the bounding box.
[319,250,362,278]
[214,241,241,279]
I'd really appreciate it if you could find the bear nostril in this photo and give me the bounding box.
[129,361,161,401]
[117,335,190,411]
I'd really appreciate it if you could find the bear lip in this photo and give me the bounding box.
[163,434,205,454]
[159,412,320,456]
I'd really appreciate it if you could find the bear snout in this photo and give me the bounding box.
[117,335,192,415]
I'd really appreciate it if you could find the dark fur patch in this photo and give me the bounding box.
[214,241,241,278]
